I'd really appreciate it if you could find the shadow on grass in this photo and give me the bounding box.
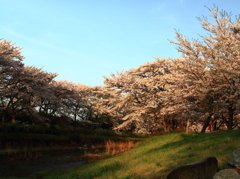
[145,130,240,155]
[143,130,240,179]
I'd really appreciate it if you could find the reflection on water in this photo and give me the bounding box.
[0,150,86,178]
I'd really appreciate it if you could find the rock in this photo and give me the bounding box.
[213,169,240,179]
[228,147,240,167]
[166,157,218,179]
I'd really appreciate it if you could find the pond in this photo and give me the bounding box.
[0,150,87,178]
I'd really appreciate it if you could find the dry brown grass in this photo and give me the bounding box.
[105,140,139,156]
[80,153,106,163]
[172,128,186,133]
[65,152,106,163]
[64,140,140,164]
[151,128,186,136]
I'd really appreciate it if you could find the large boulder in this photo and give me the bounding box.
[166,157,218,179]
[213,169,240,179]
[229,147,240,167]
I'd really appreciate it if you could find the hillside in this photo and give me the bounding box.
[24,129,240,179]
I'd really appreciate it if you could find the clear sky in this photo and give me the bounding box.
[1,0,240,86]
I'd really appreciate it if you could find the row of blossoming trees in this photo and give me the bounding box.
[1,7,240,133]
[0,41,118,130]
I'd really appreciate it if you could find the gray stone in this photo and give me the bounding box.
[229,148,240,167]
[166,157,218,179]
[213,169,240,179]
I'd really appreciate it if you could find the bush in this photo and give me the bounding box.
[94,128,118,137]
[3,121,20,132]
[2,121,46,134]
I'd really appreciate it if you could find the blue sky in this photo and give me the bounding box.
[1,0,240,86]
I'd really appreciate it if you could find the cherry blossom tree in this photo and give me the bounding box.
[55,81,94,122]
[20,66,57,122]
[0,39,58,125]
[170,6,240,130]
[1,65,57,124]
[103,6,240,133]
[89,85,122,129]
[103,58,177,133]
[0,39,24,125]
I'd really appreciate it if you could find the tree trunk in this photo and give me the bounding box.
[186,119,190,133]
[74,114,77,122]
[1,115,4,127]
[164,115,173,132]
[227,106,234,130]
[11,115,16,123]
[201,113,214,133]
[163,120,168,132]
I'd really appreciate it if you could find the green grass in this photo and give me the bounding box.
[6,130,240,179]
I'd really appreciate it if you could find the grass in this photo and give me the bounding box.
[3,130,240,179]
[105,140,140,156]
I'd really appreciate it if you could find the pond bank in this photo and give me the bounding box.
[0,132,143,178]
[0,150,87,178]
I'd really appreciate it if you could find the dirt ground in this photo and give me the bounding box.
[0,151,86,178]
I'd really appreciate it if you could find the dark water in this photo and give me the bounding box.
[0,150,86,178]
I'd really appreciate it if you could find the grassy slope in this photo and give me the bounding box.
[28,130,240,179]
